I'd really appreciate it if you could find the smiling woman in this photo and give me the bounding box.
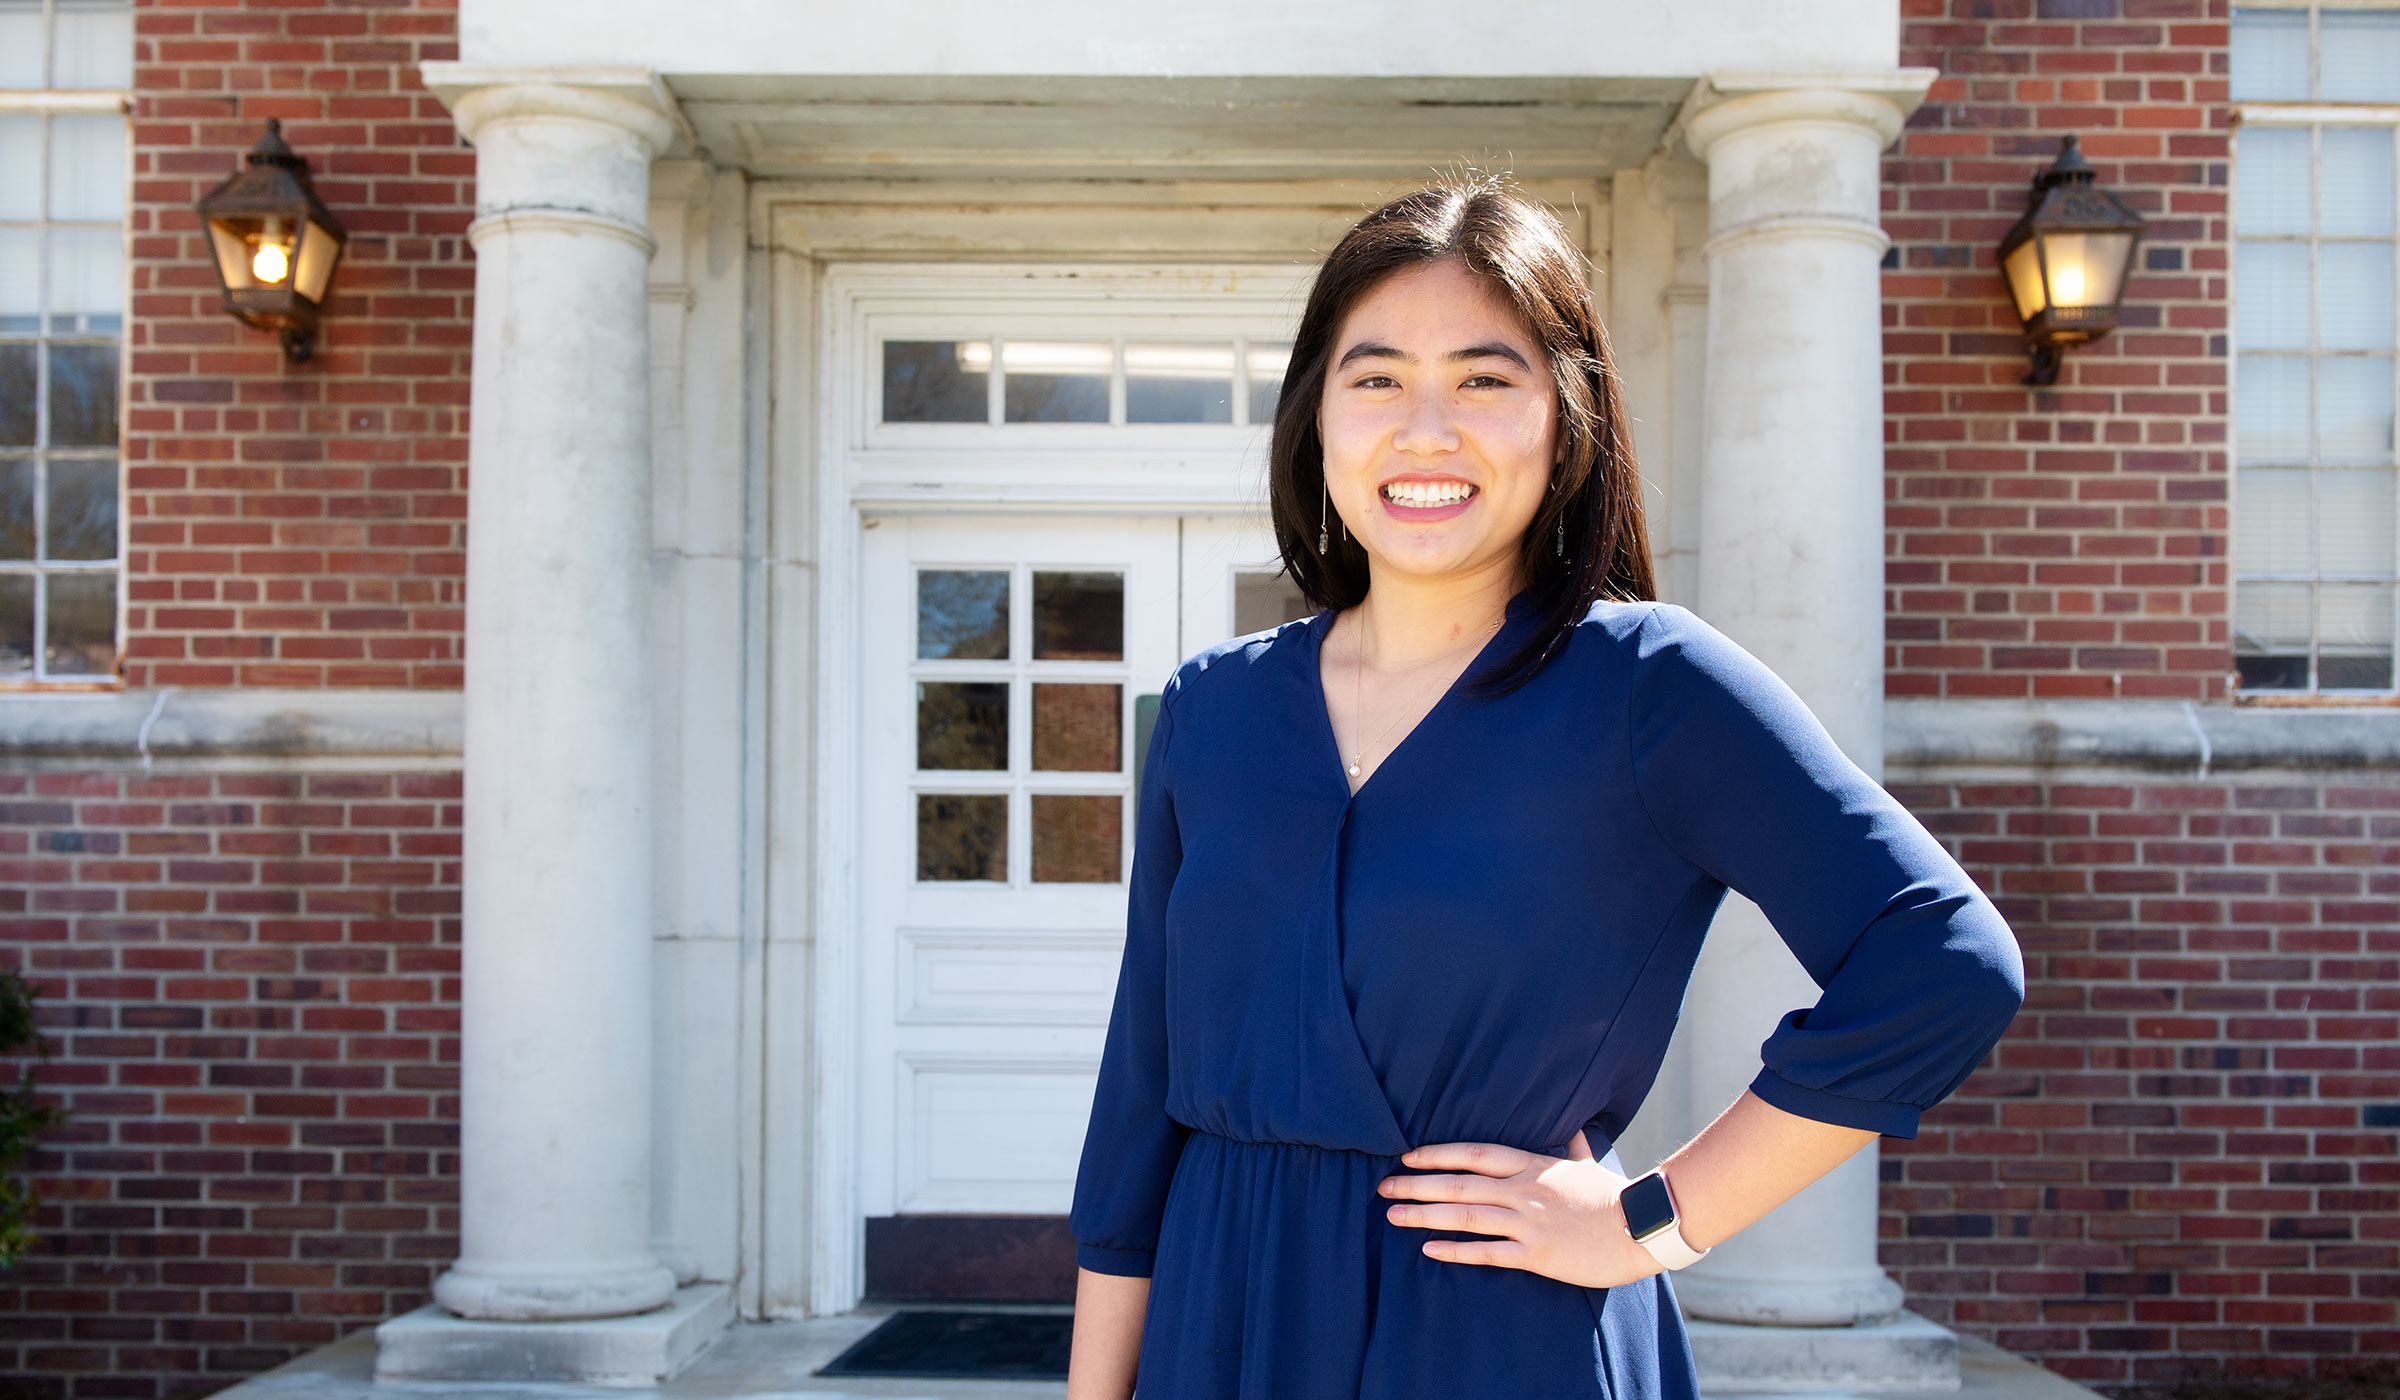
[1270,182,1654,695]
[1063,179,2027,1400]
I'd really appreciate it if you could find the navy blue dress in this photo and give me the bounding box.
[1070,592,2026,1399]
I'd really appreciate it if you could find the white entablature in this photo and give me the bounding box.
[456,0,1899,80]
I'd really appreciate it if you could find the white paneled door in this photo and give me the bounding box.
[856,511,1308,1220]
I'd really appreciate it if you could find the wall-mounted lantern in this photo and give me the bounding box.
[1996,134,2146,387]
[193,118,348,363]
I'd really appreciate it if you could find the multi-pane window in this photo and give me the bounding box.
[913,566,1130,886]
[2230,4,2400,693]
[881,338,1292,426]
[0,0,128,681]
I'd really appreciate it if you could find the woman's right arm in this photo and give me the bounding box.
[1065,678,1191,1396]
[1067,1268,1150,1400]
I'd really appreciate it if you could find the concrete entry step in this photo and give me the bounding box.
[209,1304,2109,1400]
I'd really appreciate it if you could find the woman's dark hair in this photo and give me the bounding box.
[1269,176,1656,693]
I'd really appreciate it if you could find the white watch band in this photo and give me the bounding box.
[1633,1215,1711,1271]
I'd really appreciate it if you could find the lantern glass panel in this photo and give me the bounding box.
[2040,231,2134,312]
[206,220,256,293]
[2003,239,2047,321]
[293,217,340,305]
[205,215,303,295]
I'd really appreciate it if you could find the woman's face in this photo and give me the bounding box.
[1317,258,1559,594]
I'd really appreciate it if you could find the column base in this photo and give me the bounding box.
[433,1258,679,1321]
[374,1282,732,1384]
[1687,1308,1958,1393]
[1675,1264,1907,1326]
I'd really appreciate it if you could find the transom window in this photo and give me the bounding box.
[0,0,128,683]
[882,338,1290,426]
[2231,3,2400,694]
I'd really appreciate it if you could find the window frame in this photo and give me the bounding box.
[0,5,130,691]
[2230,0,2400,705]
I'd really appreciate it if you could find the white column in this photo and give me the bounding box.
[434,80,678,1323]
[1677,81,1917,1328]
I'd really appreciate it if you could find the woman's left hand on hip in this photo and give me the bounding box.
[1375,1132,1667,1289]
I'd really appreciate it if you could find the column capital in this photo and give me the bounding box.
[421,65,683,254]
[1677,69,1936,165]
[420,64,687,155]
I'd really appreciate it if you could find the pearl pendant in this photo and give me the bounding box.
[1347,762,1362,777]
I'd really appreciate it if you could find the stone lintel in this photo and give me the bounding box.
[3,691,2395,775]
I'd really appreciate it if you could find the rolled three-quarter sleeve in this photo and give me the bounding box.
[1069,677,1190,1276]
[1621,603,2025,1139]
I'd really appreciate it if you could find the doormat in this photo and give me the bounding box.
[814,1309,1073,1379]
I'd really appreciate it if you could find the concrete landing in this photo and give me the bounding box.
[208,1304,2110,1400]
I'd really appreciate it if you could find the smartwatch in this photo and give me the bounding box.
[1618,1169,1711,1271]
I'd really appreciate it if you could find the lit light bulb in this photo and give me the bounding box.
[2051,262,2085,305]
[251,241,290,284]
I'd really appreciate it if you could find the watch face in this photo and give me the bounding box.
[1620,1172,1677,1243]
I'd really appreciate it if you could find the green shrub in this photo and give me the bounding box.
[0,967,63,1268]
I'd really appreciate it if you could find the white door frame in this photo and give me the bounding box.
[799,261,1316,1314]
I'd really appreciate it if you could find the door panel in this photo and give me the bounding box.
[859,511,1315,1224]
[860,514,1179,1216]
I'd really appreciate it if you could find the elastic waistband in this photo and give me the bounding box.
[1188,1125,1614,1164]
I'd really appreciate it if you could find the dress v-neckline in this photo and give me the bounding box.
[1306,590,1532,802]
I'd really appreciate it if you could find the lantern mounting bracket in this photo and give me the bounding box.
[2023,344,2065,388]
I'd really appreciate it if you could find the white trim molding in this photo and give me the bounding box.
[4,694,2397,777]
[0,689,461,770]
[1884,697,2400,776]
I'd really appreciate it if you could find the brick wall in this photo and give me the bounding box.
[0,770,461,1400]
[1885,0,2232,702]
[126,0,471,689]
[1882,774,2400,1389]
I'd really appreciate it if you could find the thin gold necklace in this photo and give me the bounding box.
[1344,609,1504,781]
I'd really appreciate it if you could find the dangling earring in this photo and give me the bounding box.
[1318,476,1329,556]
[1550,466,1565,558]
